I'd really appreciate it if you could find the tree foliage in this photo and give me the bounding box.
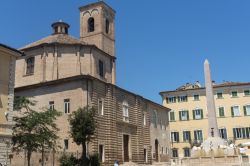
[59,153,78,166]
[12,96,61,166]
[69,106,96,164]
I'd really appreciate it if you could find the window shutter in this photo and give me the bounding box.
[187,111,189,120]
[188,131,191,141]
[194,131,197,140]
[231,107,234,117]
[176,132,179,142]
[201,109,203,119]
[233,128,236,139]
[246,128,250,138]
[244,106,247,116]
[192,110,195,120]
[242,128,246,138]
[179,111,181,121]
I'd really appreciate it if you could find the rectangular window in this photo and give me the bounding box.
[233,128,243,139]
[178,95,188,102]
[244,90,250,96]
[193,94,199,101]
[217,92,223,99]
[194,130,203,141]
[99,145,104,162]
[183,131,191,142]
[122,103,129,122]
[231,106,240,117]
[218,107,225,117]
[98,99,104,115]
[179,110,189,121]
[244,105,250,116]
[193,109,203,120]
[49,101,54,111]
[171,132,179,142]
[166,97,176,103]
[219,128,227,139]
[143,113,146,126]
[26,57,35,75]
[231,91,238,97]
[99,60,104,77]
[64,139,69,150]
[183,148,190,157]
[169,111,175,121]
[172,149,178,158]
[64,99,70,114]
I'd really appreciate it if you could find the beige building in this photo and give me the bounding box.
[14,1,170,165]
[0,44,21,165]
[160,82,250,158]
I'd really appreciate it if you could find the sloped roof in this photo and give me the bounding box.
[20,34,86,50]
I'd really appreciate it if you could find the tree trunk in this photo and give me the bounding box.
[41,145,44,166]
[27,151,32,166]
[81,141,87,164]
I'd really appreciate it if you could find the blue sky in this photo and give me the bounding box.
[1,0,250,103]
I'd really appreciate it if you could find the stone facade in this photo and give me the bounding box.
[13,1,170,166]
[15,75,170,165]
[0,44,21,166]
[160,82,250,158]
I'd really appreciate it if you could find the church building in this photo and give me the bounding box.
[14,1,170,165]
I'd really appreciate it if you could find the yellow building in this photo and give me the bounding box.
[0,44,21,165]
[160,82,250,158]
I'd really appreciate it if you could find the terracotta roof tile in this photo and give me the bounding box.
[20,34,86,50]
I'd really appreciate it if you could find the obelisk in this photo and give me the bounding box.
[204,59,219,137]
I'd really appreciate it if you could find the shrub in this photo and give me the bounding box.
[59,153,77,166]
[89,153,100,166]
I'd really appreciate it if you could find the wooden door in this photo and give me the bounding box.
[123,135,129,162]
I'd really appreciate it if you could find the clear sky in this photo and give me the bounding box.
[1,0,250,103]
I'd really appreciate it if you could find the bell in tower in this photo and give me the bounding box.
[79,1,115,57]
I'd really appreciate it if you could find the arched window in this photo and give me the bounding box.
[152,110,157,128]
[88,17,95,32]
[105,19,110,34]
[122,101,129,122]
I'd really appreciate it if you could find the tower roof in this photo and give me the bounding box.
[20,21,86,50]
[19,34,86,50]
[79,1,116,14]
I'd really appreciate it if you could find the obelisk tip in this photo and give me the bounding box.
[204,59,209,65]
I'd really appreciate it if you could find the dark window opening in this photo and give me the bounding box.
[49,101,54,111]
[26,57,35,75]
[64,99,70,114]
[99,145,104,162]
[88,17,95,32]
[105,19,110,34]
[99,60,104,77]
[64,139,68,150]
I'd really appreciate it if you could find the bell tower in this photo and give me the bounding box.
[79,1,115,57]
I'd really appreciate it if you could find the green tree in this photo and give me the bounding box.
[69,107,96,165]
[59,153,78,166]
[12,96,61,166]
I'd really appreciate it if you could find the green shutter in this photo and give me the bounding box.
[188,131,191,141]
[242,128,246,138]
[187,110,189,120]
[179,111,182,121]
[193,110,195,120]
[233,128,236,139]
[246,128,250,138]
[194,131,197,140]
[244,106,247,116]
[201,109,203,119]
[177,132,179,142]
[231,107,234,117]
